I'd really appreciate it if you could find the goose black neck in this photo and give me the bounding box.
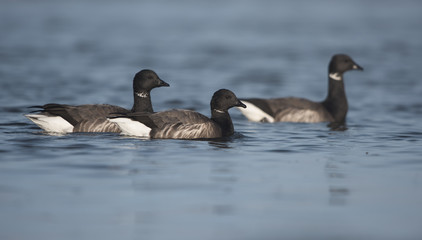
[131,91,153,112]
[211,110,234,137]
[322,76,348,123]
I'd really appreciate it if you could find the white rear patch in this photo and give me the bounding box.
[329,72,342,81]
[109,117,151,137]
[25,114,74,133]
[236,101,275,123]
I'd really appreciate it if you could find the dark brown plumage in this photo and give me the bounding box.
[110,89,246,139]
[25,69,169,133]
[238,54,363,123]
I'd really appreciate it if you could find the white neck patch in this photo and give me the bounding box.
[329,72,342,81]
[136,91,149,98]
[213,109,225,114]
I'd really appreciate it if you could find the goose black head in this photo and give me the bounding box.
[211,89,246,112]
[133,69,170,94]
[328,54,363,80]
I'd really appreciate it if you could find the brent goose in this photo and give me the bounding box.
[109,89,246,139]
[237,54,363,123]
[25,69,169,133]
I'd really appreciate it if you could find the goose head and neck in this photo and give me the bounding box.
[322,54,363,123]
[210,89,246,137]
[131,69,169,112]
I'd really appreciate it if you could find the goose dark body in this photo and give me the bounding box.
[26,69,169,133]
[238,54,363,123]
[110,89,246,139]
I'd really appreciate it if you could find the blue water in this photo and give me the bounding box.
[1,0,422,239]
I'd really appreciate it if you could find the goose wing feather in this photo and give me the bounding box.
[33,104,129,126]
[268,98,334,122]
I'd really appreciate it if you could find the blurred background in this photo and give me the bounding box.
[1,0,421,240]
[1,0,421,110]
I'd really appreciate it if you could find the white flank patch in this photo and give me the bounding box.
[109,117,151,137]
[276,109,325,123]
[236,101,275,123]
[25,114,74,133]
[329,72,342,81]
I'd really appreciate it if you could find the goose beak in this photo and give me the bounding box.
[236,100,247,108]
[352,63,364,71]
[159,79,170,87]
